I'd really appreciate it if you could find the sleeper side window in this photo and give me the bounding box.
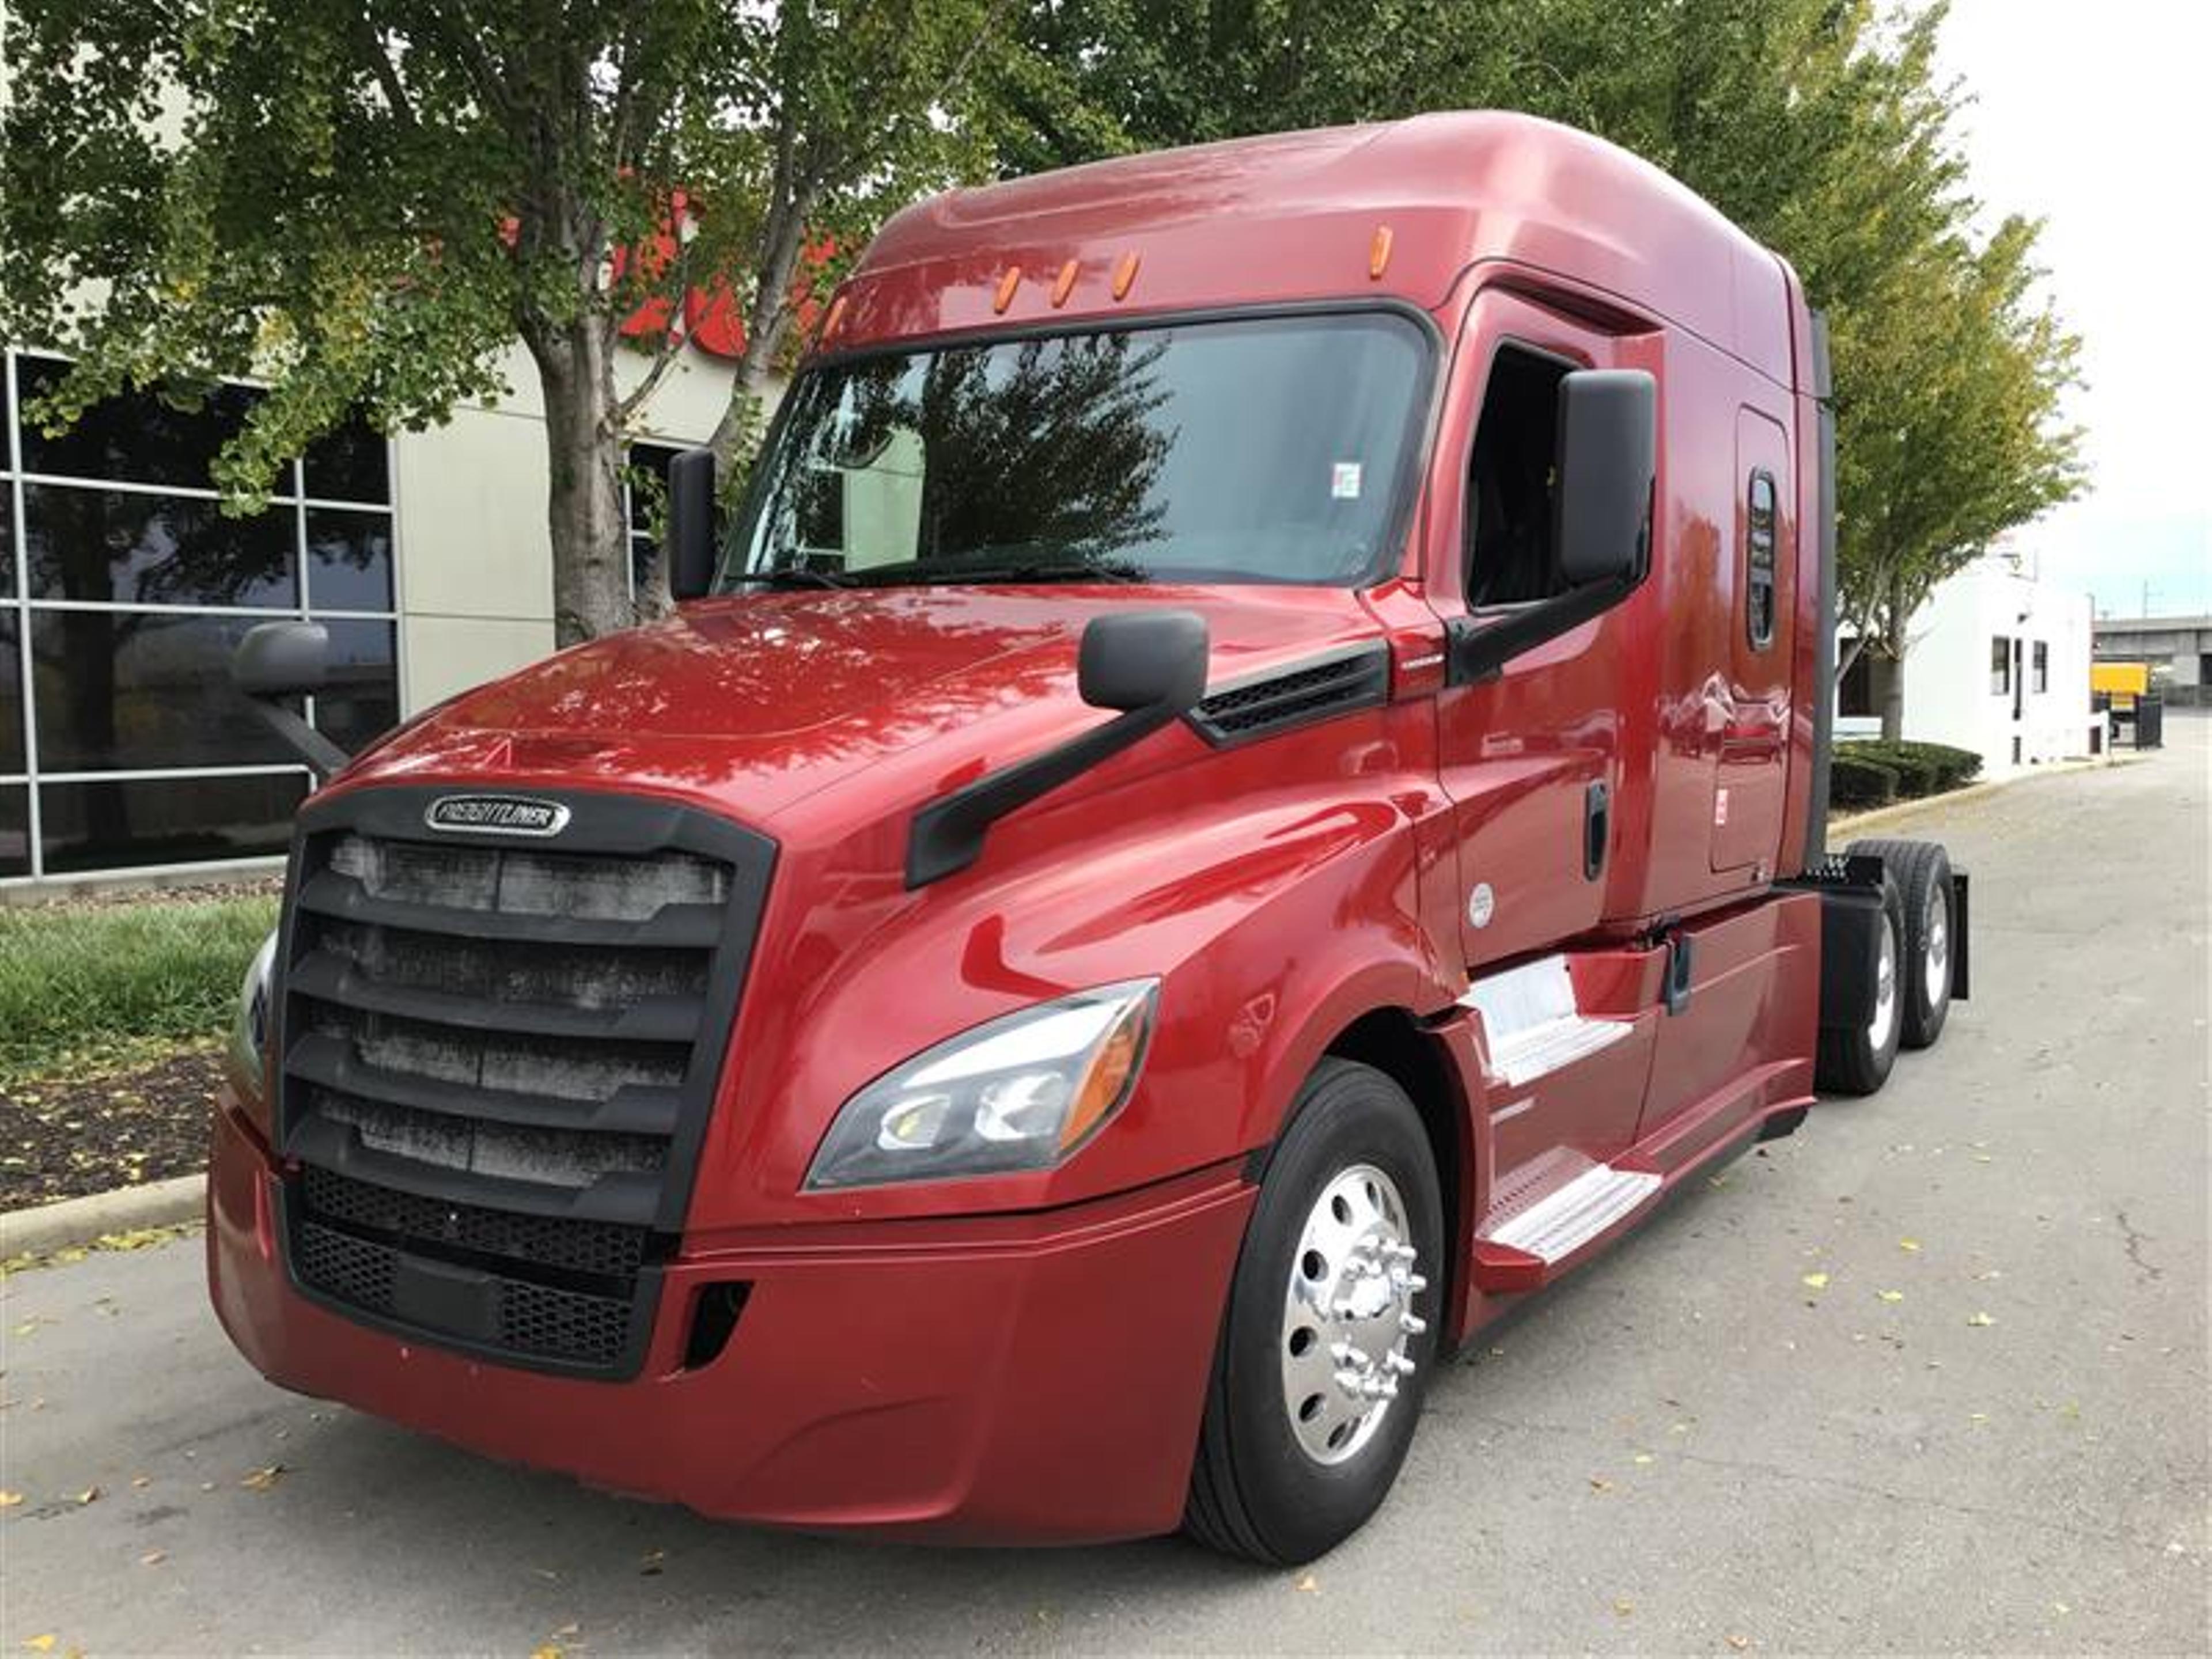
[1465,345,1571,608]
[1745,468,1778,649]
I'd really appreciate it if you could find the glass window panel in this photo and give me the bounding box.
[2,489,16,598]
[303,419,391,503]
[0,614,21,775]
[16,355,285,494]
[313,618,399,756]
[31,609,300,772]
[38,771,305,876]
[23,483,297,608]
[0,785,28,877]
[305,507,394,611]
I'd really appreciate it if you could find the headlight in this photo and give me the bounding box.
[805,980,1158,1191]
[228,929,278,1103]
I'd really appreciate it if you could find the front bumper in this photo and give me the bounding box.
[207,1101,1255,1544]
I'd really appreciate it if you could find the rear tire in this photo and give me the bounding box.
[1846,838,1954,1048]
[1184,1059,1442,1565]
[1815,871,1904,1095]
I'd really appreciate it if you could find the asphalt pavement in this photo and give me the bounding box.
[3,719,2206,1656]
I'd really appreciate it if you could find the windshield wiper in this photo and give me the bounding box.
[746,563,857,590]
[911,556,1148,586]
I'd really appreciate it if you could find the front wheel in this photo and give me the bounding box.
[1184,1059,1443,1565]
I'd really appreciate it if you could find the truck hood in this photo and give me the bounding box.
[343,585,1386,827]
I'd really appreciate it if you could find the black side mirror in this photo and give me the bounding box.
[1078,609,1210,714]
[907,609,1210,888]
[1554,369,1656,585]
[231,620,349,779]
[666,447,718,601]
[233,618,328,698]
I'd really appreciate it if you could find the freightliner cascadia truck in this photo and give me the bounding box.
[210,111,1969,1564]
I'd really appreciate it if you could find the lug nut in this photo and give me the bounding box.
[1386,1351,1416,1375]
[1395,1271,1429,1295]
[1334,1368,1363,1395]
[1400,1312,1429,1336]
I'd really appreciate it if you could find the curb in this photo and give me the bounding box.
[1827,754,2132,836]
[0,1173,206,1259]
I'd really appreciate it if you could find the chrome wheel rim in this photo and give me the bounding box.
[1868,914,1899,1052]
[1923,885,1950,1007]
[1279,1163,1426,1466]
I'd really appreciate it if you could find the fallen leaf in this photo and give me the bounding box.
[1899,1238,1922,1252]
[2052,1601,2071,1616]
[1633,1453,1655,1466]
[1728,1637,1752,1652]
[548,1625,579,1640]
[139,1550,166,1566]
[1588,1476,1613,1492]
[529,1647,563,1659]
[1613,1597,1635,1618]
[1801,1272,1830,1290]
[1969,1412,1988,1423]
[240,1464,286,1491]
[1967,1312,1997,1328]
[1294,1573,1319,1593]
[22,1639,56,1654]
[0,1491,21,1509]
[1877,1290,1906,1304]
[639,1548,666,1577]
[75,1487,98,1506]
[131,1475,150,1489]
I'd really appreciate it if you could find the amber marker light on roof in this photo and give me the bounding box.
[821,293,848,340]
[1051,260,1080,308]
[1111,252,1141,300]
[993,266,1022,314]
[1369,224,1395,280]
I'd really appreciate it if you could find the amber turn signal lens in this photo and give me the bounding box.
[1059,996,1152,1153]
[1369,224,1394,280]
[994,266,1022,313]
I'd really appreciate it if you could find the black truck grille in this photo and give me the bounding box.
[274,787,774,1378]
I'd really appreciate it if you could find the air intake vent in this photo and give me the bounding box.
[274,785,774,1379]
[1187,644,1389,746]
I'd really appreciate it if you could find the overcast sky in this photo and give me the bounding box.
[1937,1,2211,617]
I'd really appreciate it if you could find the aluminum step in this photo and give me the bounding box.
[1459,955,1633,1088]
[1484,1164,1662,1263]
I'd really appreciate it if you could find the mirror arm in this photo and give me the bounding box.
[1445,573,1637,687]
[905,701,1178,890]
[245,699,351,781]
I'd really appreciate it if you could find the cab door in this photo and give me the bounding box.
[1709,407,1796,874]
[1422,289,1660,972]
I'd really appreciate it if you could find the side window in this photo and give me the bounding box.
[1465,345,1570,607]
[1745,469,1778,649]
[2032,641,2050,693]
[1989,638,2011,695]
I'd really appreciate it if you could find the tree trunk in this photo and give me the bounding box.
[1878,619,1908,742]
[531,320,632,645]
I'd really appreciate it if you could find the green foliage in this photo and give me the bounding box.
[1829,752,1900,809]
[2,0,1008,642]
[1841,738,1981,794]
[0,895,279,1085]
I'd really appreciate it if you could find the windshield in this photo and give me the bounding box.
[719,312,1430,590]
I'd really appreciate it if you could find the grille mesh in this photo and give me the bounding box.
[278,801,766,1376]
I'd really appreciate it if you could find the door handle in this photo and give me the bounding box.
[1584,780,1610,880]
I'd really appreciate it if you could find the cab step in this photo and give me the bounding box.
[1459,955,1633,1088]
[1471,1162,1662,1292]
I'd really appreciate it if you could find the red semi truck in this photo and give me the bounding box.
[209,111,1967,1563]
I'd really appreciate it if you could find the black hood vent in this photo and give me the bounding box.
[1187,642,1390,747]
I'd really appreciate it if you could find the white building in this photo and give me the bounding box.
[1,338,745,887]
[1836,552,2100,776]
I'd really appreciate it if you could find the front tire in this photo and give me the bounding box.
[1184,1059,1443,1565]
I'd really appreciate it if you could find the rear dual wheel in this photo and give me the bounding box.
[1184,1060,1442,1565]
[1816,870,1904,1095]
[1846,838,1955,1049]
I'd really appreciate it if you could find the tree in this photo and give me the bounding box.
[2,0,1005,645]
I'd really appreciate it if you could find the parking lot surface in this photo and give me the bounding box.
[2,719,2206,1654]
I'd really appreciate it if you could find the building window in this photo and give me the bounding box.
[2032,641,2049,694]
[3,351,399,880]
[1837,640,1876,717]
[1990,637,2012,696]
[1466,345,1571,608]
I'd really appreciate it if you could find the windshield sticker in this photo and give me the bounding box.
[1331,461,1363,500]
